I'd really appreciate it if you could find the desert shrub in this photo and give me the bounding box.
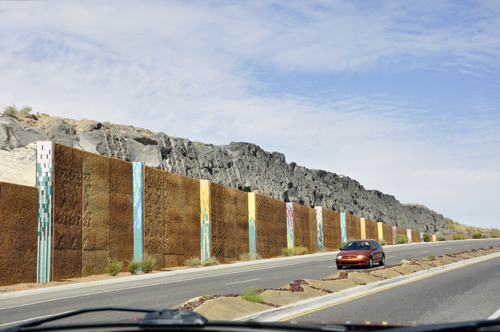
[294,246,308,255]
[239,252,252,261]
[472,232,482,239]
[184,257,201,267]
[201,257,220,266]
[482,233,490,238]
[396,234,409,244]
[437,235,447,241]
[282,247,294,256]
[106,259,123,276]
[193,141,205,146]
[239,286,263,303]
[379,238,386,246]
[468,226,479,233]
[423,232,432,242]
[426,255,435,260]
[491,233,499,238]
[452,234,465,240]
[127,259,142,274]
[20,106,32,114]
[445,218,455,230]
[141,254,157,273]
[4,105,17,116]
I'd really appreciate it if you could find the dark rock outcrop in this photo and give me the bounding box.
[0,114,447,232]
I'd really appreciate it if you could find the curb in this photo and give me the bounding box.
[236,250,500,322]
[0,239,495,300]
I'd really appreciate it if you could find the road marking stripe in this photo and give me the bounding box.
[387,256,396,258]
[280,254,500,321]
[226,278,261,285]
[0,311,72,327]
[488,308,500,320]
[421,251,429,253]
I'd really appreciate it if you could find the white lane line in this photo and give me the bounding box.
[0,311,72,327]
[0,258,333,312]
[328,266,336,268]
[447,247,452,249]
[421,251,429,253]
[387,256,396,258]
[488,307,500,320]
[225,278,261,285]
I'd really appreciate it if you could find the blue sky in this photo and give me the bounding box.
[1,0,499,228]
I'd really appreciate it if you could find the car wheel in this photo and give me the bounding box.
[368,256,373,268]
[337,265,343,269]
[379,254,385,266]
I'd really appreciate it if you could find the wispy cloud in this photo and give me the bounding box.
[0,0,499,227]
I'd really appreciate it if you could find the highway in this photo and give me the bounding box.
[0,239,499,327]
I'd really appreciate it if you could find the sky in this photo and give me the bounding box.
[1,0,499,229]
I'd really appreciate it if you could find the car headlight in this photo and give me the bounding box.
[336,256,342,259]
[357,255,366,258]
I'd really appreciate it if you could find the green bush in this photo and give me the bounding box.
[468,226,479,233]
[193,141,205,146]
[282,247,294,256]
[491,233,498,238]
[452,234,465,240]
[396,234,409,244]
[4,105,17,117]
[379,238,386,246]
[426,255,435,260]
[239,252,253,261]
[127,259,142,274]
[239,286,263,303]
[201,257,220,266]
[423,232,432,242]
[141,254,157,273]
[437,235,447,241]
[184,257,201,267]
[20,106,32,114]
[445,218,455,230]
[294,246,308,255]
[472,232,482,239]
[482,233,490,238]
[106,259,123,276]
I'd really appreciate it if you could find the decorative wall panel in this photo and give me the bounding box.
[340,212,347,244]
[315,207,323,252]
[200,179,210,262]
[360,218,366,239]
[248,193,257,258]
[286,203,294,249]
[132,162,144,262]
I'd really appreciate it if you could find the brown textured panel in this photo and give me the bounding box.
[397,227,407,236]
[292,203,311,250]
[82,151,110,277]
[382,223,393,245]
[143,166,165,268]
[346,214,361,240]
[411,230,420,242]
[309,208,318,253]
[275,200,287,254]
[365,219,378,240]
[52,143,83,280]
[210,182,226,261]
[236,190,249,256]
[109,158,133,270]
[164,172,200,267]
[322,208,341,250]
[0,182,37,286]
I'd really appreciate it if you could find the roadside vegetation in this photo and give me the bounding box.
[437,235,447,241]
[3,104,33,117]
[452,234,465,240]
[201,257,220,266]
[239,252,253,261]
[472,232,482,239]
[379,239,386,246]
[423,232,432,242]
[106,259,123,276]
[127,259,142,274]
[491,233,499,238]
[396,234,409,244]
[239,286,264,303]
[141,254,157,273]
[184,257,201,267]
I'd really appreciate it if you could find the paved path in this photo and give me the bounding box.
[0,239,499,327]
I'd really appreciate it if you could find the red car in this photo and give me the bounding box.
[336,239,385,269]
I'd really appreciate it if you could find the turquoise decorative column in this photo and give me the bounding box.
[132,162,144,262]
[340,212,347,245]
[36,141,53,283]
[315,207,323,252]
[248,193,257,258]
[420,231,424,242]
[200,180,211,262]
[286,203,294,249]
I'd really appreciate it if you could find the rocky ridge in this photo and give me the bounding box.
[0,112,446,232]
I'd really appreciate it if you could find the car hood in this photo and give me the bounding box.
[338,249,371,256]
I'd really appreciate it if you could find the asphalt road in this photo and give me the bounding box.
[285,252,500,324]
[0,239,499,327]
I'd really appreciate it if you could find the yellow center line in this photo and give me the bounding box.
[280,254,500,322]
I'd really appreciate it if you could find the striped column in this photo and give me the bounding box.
[420,231,424,242]
[132,162,144,262]
[377,222,384,241]
[340,213,347,245]
[286,203,294,249]
[360,218,366,240]
[407,229,412,243]
[248,193,257,259]
[200,180,211,262]
[392,226,397,244]
[36,141,53,283]
[315,207,323,252]
[432,235,437,242]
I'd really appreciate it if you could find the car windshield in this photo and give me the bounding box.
[344,241,370,250]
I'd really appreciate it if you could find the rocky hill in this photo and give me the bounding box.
[0,112,447,232]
